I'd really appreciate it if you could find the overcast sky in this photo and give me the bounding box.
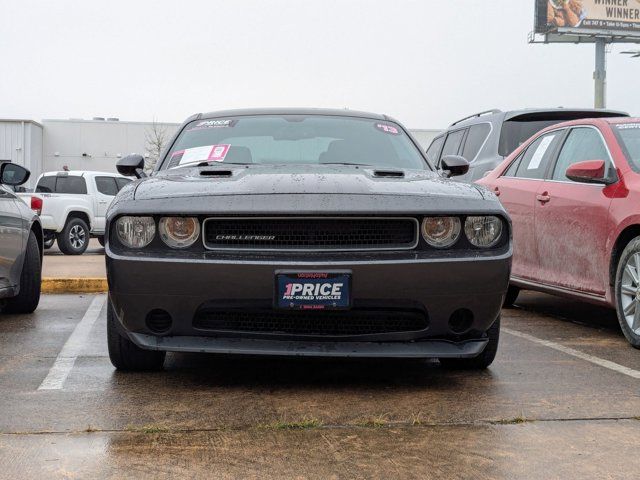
[1,0,639,129]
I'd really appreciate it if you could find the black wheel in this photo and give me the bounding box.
[57,217,89,255]
[440,316,500,370]
[107,300,165,371]
[614,237,640,349]
[4,232,42,314]
[502,285,520,308]
[97,236,105,247]
[43,237,55,249]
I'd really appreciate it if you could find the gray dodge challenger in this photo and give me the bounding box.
[106,109,511,371]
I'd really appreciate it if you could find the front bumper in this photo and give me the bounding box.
[125,332,489,358]
[107,248,511,358]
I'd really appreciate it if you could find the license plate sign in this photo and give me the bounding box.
[275,271,351,310]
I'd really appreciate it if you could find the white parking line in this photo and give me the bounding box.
[38,294,107,391]
[503,327,640,380]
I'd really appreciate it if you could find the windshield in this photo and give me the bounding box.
[614,123,640,172]
[498,119,563,157]
[498,111,628,157]
[160,115,428,170]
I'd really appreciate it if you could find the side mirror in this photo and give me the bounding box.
[440,155,470,178]
[565,160,614,185]
[0,163,30,186]
[117,154,147,178]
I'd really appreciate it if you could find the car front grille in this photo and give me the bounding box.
[193,307,429,338]
[203,217,418,251]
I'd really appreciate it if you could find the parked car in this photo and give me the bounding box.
[477,116,640,348]
[0,163,43,313]
[18,171,132,254]
[105,108,512,372]
[426,108,628,182]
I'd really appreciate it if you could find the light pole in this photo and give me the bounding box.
[594,38,607,109]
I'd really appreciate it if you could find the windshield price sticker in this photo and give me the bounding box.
[375,123,401,135]
[616,123,640,130]
[187,119,237,131]
[175,144,231,165]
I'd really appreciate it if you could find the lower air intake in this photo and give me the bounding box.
[193,307,428,338]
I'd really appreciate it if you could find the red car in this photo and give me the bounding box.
[477,117,640,348]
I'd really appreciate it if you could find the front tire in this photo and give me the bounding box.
[4,232,41,314]
[614,237,640,349]
[107,300,166,371]
[57,218,89,255]
[43,237,55,249]
[440,316,500,370]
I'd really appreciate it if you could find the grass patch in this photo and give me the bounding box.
[259,417,323,430]
[493,416,530,425]
[409,412,424,426]
[356,414,389,428]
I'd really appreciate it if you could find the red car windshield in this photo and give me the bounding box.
[161,115,429,171]
[614,123,640,172]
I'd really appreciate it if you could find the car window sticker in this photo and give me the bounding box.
[374,123,401,135]
[528,134,556,170]
[173,144,231,166]
[187,119,238,131]
[616,123,640,130]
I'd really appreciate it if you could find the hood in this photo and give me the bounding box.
[133,165,483,201]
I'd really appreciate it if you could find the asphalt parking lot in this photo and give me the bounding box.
[42,239,106,278]
[0,290,639,479]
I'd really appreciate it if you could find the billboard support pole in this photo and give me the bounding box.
[594,38,607,109]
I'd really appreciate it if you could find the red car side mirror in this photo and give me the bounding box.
[565,160,614,185]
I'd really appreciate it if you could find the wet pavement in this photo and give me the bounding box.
[42,239,106,278]
[1,291,639,479]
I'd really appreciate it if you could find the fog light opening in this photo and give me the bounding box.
[145,309,173,334]
[448,308,474,334]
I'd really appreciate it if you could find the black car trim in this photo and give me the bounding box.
[200,216,420,252]
[126,332,490,359]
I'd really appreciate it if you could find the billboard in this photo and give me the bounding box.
[535,0,640,37]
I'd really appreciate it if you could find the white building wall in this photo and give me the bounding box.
[0,120,44,187]
[410,129,442,149]
[41,119,180,174]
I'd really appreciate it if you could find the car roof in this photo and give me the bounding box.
[532,116,637,131]
[195,107,392,122]
[449,108,628,128]
[604,117,640,125]
[40,170,127,177]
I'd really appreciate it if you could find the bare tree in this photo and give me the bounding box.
[144,120,169,171]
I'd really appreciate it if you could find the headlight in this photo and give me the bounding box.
[115,216,156,248]
[464,216,503,248]
[421,217,461,248]
[159,217,200,249]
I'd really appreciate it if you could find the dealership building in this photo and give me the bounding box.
[0,117,440,187]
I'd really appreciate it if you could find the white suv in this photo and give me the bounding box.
[19,171,132,255]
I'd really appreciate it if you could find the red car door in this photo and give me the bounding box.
[534,126,617,296]
[490,131,564,281]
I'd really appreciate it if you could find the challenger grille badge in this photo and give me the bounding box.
[216,235,276,241]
